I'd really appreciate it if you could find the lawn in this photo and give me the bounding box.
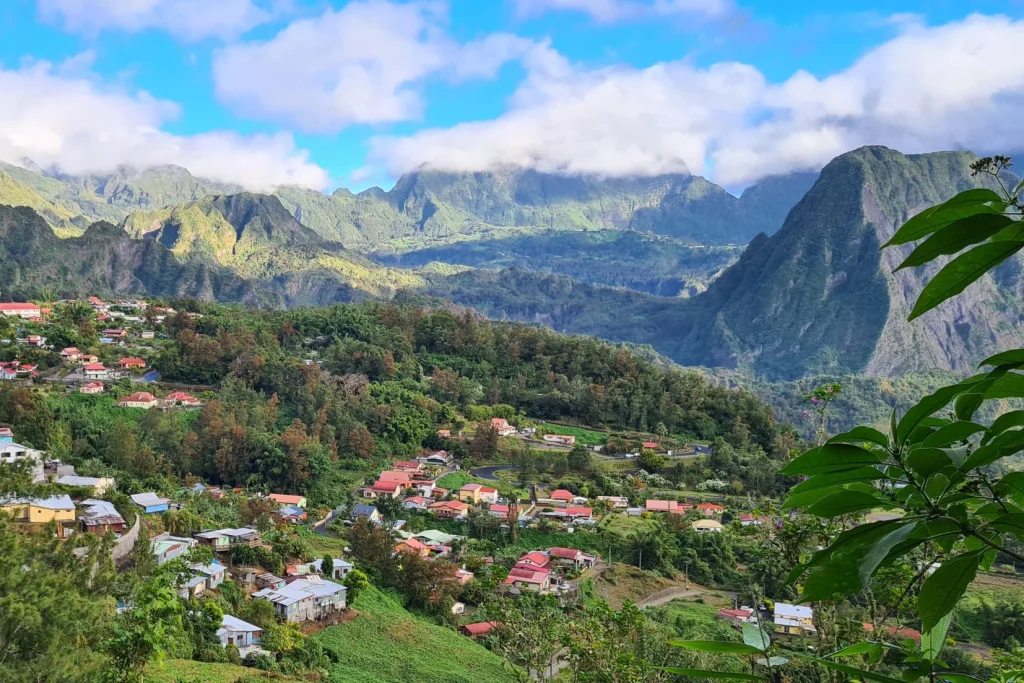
[537,423,608,446]
[436,472,473,491]
[149,659,298,682]
[598,512,658,538]
[313,586,517,683]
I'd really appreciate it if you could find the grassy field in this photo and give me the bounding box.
[436,472,473,490]
[598,512,658,538]
[149,659,297,682]
[537,423,608,446]
[313,586,517,683]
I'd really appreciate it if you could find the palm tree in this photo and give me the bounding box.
[507,493,520,544]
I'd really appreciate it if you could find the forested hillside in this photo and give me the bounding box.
[426,148,1024,380]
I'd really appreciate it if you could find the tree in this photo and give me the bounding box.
[470,425,499,461]
[342,569,370,604]
[637,449,665,474]
[321,553,334,577]
[567,444,592,473]
[102,571,187,682]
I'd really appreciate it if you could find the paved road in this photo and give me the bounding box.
[470,465,516,481]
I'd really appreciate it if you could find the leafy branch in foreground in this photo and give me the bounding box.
[664,156,1024,683]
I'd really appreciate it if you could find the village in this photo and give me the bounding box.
[0,295,969,681]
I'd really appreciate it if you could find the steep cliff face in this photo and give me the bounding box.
[424,148,1024,381]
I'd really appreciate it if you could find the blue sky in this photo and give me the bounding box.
[0,0,1021,191]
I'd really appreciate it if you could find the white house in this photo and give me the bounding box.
[217,615,264,656]
[253,576,346,622]
[83,363,109,380]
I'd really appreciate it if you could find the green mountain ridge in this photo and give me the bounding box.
[276,167,818,251]
[421,147,1024,380]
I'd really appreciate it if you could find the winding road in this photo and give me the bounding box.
[470,465,516,481]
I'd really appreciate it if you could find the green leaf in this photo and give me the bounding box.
[960,429,1024,471]
[782,486,845,510]
[741,623,770,651]
[667,640,764,654]
[791,653,906,683]
[978,349,1024,367]
[780,443,886,476]
[918,552,982,631]
[921,422,987,448]
[921,613,952,660]
[659,669,766,681]
[884,189,1005,247]
[909,240,1024,321]
[989,513,1024,537]
[829,641,883,658]
[953,393,985,421]
[828,427,890,447]
[859,522,920,587]
[994,472,1024,506]
[756,657,789,667]
[906,447,955,479]
[896,376,990,446]
[789,468,886,496]
[988,411,1024,437]
[895,213,1017,271]
[805,490,886,518]
[935,675,986,683]
[983,373,1024,400]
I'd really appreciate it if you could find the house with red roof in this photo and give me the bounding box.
[395,537,432,558]
[79,382,105,395]
[460,622,500,638]
[739,513,766,526]
[411,479,436,497]
[488,503,510,519]
[118,392,159,409]
[378,470,413,486]
[392,460,423,472]
[403,496,430,511]
[516,551,552,572]
[698,503,725,516]
[428,500,471,519]
[83,363,109,380]
[61,347,82,361]
[490,417,516,436]
[117,357,147,370]
[503,566,552,592]
[643,441,658,449]
[268,493,307,508]
[364,480,403,499]
[0,303,41,319]
[103,329,128,339]
[718,608,756,624]
[549,547,598,569]
[437,429,451,438]
[565,506,592,520]
[164,392,203,408]
[455,568,474,584]
[646,499,692,514]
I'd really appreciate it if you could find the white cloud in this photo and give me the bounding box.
[213,0,542,133]
[369,13,1024,185]
[0,58,328,190]
[37,0,280,41]
[510,0,733,23]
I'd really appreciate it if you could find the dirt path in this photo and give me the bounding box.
[635,586,707,609]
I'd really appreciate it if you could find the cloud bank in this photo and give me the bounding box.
[37,0,281,41]
[0,57,328,190]
[369,13,1024,185]
[213,0,545,133]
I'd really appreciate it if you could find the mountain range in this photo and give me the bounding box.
[0,147,1021,382]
